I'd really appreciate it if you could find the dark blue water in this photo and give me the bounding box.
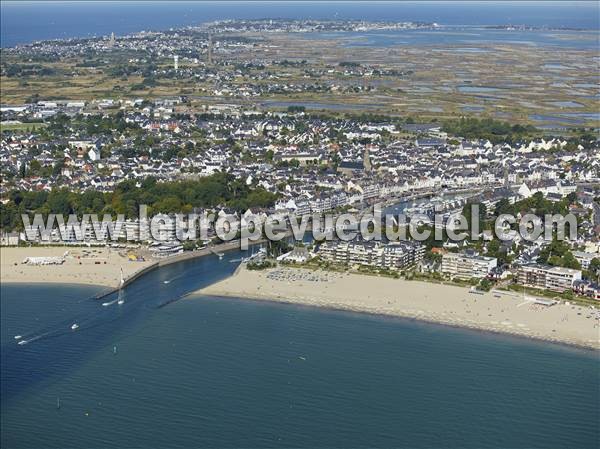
[2,1,599,47]
[2,250,599,448]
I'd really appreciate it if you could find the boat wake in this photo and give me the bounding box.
[15,290,128,346]
[16,327,61,345]
[162,273,187,285]
[14,255,235,346]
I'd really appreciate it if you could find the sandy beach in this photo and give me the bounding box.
[198,266,600,350]
[0,246,154,288]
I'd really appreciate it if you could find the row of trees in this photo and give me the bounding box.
[457,192,580,236]
[0,173,278,231]
[494,192,578,218]
[3,63,57,77]
[442,117,537,144]
[442,117,598,148]
[537,240,581,270]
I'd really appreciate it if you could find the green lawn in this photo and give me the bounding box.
[0,122,47,132]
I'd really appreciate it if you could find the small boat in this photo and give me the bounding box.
[113,346,118,355]
[117,298,125,305]
[18,340,28,345]
[163,280,170,284]
[14,335,22,340]
[102,297,119,307]
[71,323,79,330]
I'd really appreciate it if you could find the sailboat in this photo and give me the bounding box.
[117,268,125,305]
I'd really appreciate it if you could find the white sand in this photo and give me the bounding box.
[1,246,154,288]
[198,266,600,350]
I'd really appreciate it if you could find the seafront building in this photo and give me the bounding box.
[517,264,583,293]
[441,252,498,280]
[317,240,425,270]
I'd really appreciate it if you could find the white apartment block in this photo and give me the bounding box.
[441,252,498,280]
[318,240,425,270]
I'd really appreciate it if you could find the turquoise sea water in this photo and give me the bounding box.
[1,251,599,448]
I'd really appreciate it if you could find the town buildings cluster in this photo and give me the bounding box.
[2,100,598,203]
[1,19,599,302]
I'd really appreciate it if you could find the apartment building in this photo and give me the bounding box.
[441,252,498,280]
[572,251,598,270]
[318,240,424,270]
[517,264,582,293]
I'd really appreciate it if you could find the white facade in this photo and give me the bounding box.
[441,252,497,280]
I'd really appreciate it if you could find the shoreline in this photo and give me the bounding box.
[197,266,600,351]
[3,245,599,351]
[0,246,155,288]
[0,240,258,289]
[203,291,599,352]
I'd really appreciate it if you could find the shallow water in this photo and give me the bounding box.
[2,252,599,449]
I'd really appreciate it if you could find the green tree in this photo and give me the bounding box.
[462,202,487,237]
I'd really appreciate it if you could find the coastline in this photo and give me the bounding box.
[4,244,599,351]
[0,246,155,288]
[0,240,260,289]
[197,266,600,350]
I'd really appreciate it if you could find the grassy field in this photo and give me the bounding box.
[0,122,47,132]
